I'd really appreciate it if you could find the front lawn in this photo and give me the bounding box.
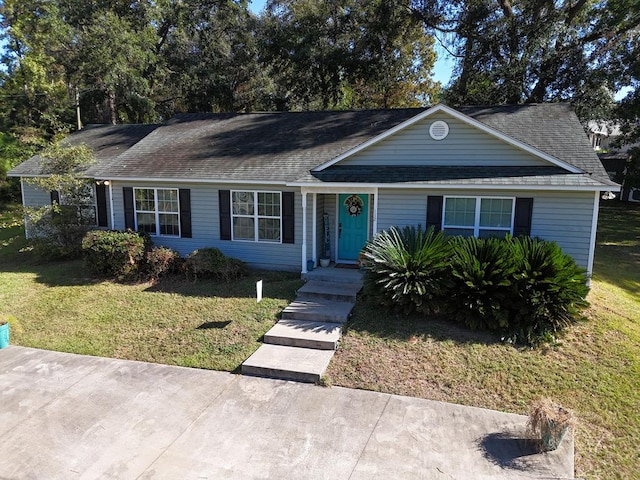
[0,205,301,371]
[326,200,640,480]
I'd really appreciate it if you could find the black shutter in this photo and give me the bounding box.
[513,197,534,237]
[219,190,231,240]
[123,187,135,230]
[179,189,192,238]
[95,183,108,227]
[282,191,295,244]
[426,195,443,231]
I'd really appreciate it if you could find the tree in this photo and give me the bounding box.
[163,0,266,113]
[260,0,439,111]
[345,0,439,109]
[0,0,75,131]
[260,0,355,110]
[25,142,97,257]
[411,0,640,118]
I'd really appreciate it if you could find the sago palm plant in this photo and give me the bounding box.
[361,226,452,314]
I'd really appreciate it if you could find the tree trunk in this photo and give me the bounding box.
[108,91,117,125]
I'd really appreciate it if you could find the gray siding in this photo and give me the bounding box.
[376,188,595,269]
[530,192,595,268]
[377,190,428,231]
[111,181,303,271]
[21,181,51,208]
[341,113,550,167]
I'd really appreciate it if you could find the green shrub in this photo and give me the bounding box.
[144,247,183,281]
[184,247,247,281]
[81,230,149,281]
[507,236,589,344]
[362,226,452,314]
[447,236,515,330]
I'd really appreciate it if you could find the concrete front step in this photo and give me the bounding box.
[302,267,364,285]
[297,280,362,303]
[263,319,342,350]
[242,344,335,383]
[281,297,354,324]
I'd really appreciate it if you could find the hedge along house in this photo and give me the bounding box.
[9,104,618,278]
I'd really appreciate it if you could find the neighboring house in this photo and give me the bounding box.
[587,120,622,152]
[587,120,640,202]
[9,104,619,277]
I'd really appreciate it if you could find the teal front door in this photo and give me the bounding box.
[338,194,369,261]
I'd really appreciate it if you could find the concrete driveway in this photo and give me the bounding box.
[0,346,573,479]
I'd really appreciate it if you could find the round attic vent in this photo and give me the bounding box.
[429,120,449,140]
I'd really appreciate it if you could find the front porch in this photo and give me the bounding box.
[300,188,378,274]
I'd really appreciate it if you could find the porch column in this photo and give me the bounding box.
[312,193,317,265]
[107,180,115,229]
[301,191,308,274]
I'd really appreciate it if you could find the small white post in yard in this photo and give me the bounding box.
[256,280,263,303]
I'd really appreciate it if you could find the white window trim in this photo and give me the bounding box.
[442,195,515,237]
[231,190,283,244]
[133,187,180,237]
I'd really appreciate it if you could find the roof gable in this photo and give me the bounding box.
[313,104,582,173]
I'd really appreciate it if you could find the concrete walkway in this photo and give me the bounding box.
[0,347,574,479]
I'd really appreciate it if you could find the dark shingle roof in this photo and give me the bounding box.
[8,124,159,177]
[9,104,613,189]
[91,110,421,182]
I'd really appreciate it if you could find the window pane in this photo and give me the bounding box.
[258,218,281,242]
[233,217,255,240]
[159,213,179,236]
[232,191,254,215]
[135,189,155,211]
[443,227,474,237]
[258,192,280,217]
[480,199,512,228]
[137,212,156,234]
[157,189,178,213]
[444,198,476,226]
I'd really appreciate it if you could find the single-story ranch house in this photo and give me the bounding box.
[9,103,618,277]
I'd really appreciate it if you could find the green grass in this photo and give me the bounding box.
[326,201,640,479]
[0,204,302,371]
